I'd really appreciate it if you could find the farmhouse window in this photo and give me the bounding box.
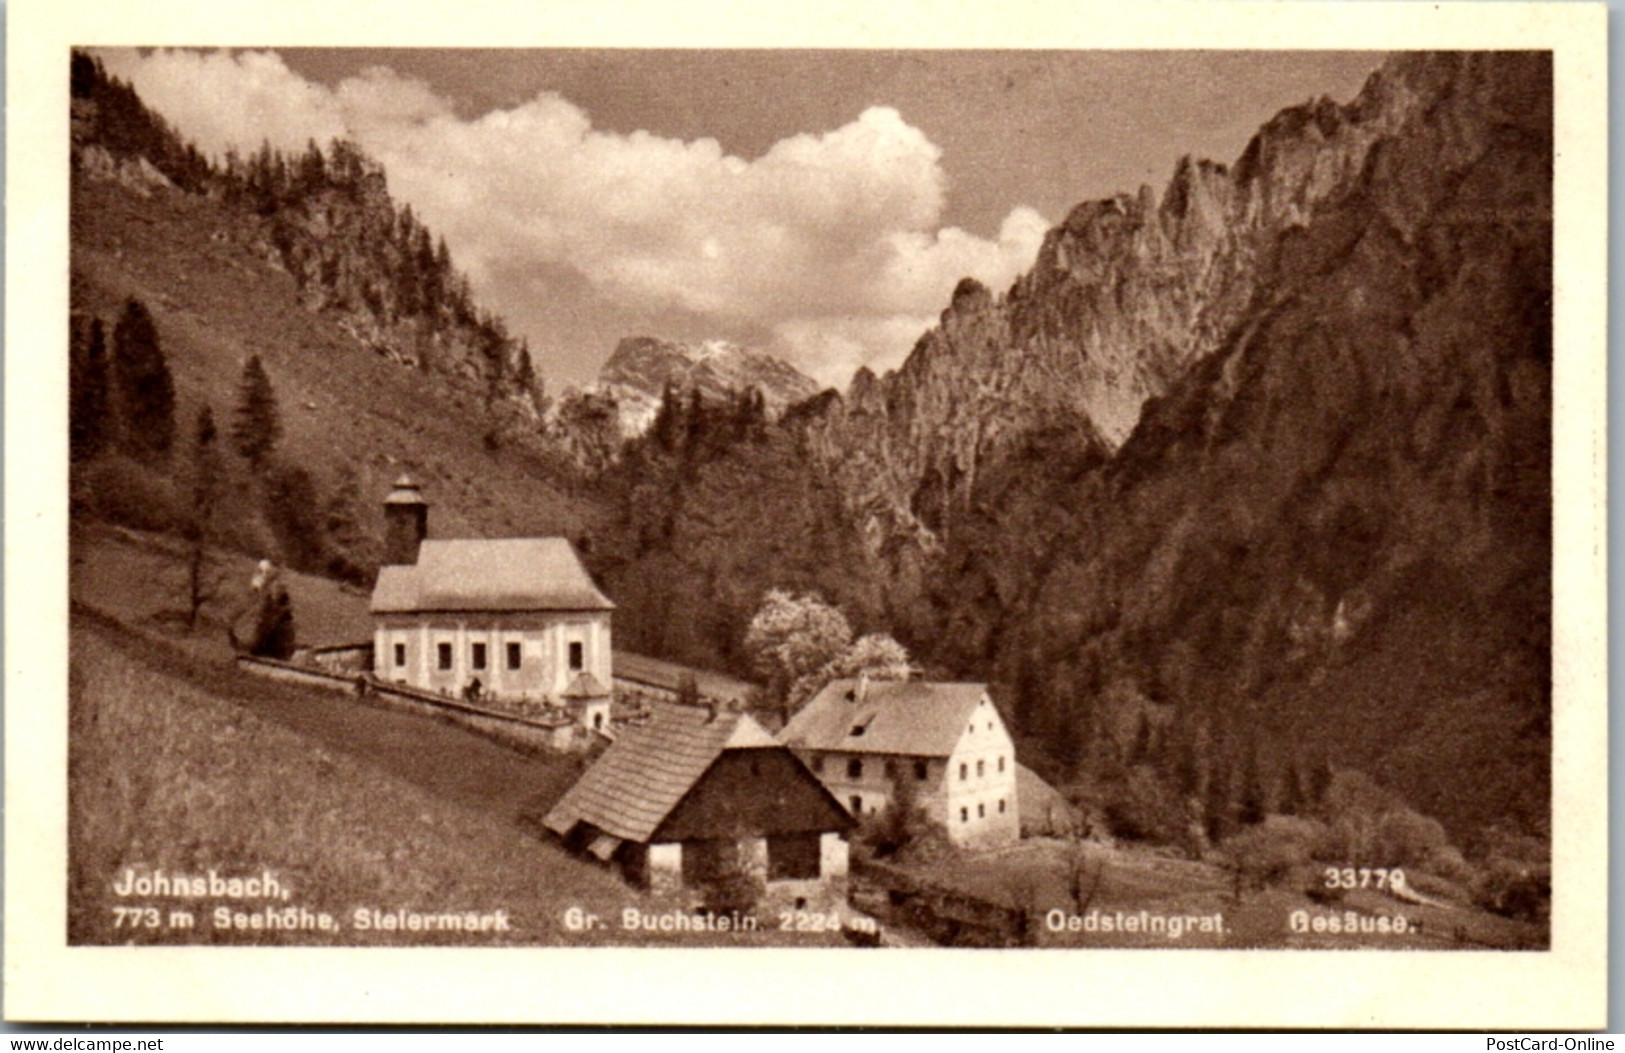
[393,643,406,667]
[437,642,452,670]
[998,756,1006,773]
[978,803,986,818]
[850,795,863,814]
[977,759,985,778]
[471,643,487,670]
[959,763,967,781]
[960,807,968,823]
[847,758,863,779]
[507,642,522,670]
[914,759,928,781]
[811,755,824,775]
[569,641,585,671]
[884,759,896,779]
[999,798,1006,813]
[767,832,821,880]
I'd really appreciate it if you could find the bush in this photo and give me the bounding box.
[698,846,764,917]
[1222,815,1328,891]
[1313,769,1466,882]
[859,785,954,865]
[261,460,327,573]
[1375,807,1451,870]
[1102,765,1186,844]
[75,454,187,533]
[1474,859,1550,923]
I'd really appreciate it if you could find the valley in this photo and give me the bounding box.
[63,48,1554,949]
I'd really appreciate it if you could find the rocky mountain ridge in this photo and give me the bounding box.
[804,54,1428,558]
[591,336,821,438]
[71,52,542,427]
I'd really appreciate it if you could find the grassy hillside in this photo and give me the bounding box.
[68,597,853,948]
[71,172,605,559]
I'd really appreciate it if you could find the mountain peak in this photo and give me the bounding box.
[590,335,821,438]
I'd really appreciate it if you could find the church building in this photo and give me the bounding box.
[368,477,614,733]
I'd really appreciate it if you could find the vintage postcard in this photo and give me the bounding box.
[5,0,1608,1029]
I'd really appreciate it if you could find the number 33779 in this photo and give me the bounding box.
[1324,867,1405,891]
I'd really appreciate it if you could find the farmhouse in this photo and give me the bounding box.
[544,701,854,905]
[369,477,614,733]
[781,677,1020,849]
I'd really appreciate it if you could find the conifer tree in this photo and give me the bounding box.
[70,317,111,461]
[1237,741,1266,826]
[185,405,224,630]
[230,354,282,470]
[111,298,175,461]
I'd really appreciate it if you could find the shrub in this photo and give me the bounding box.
[261,460,327,573]
[859,783,954,865]
[75,454,187,534]
[698,845,764,917]
[1374,807,1451,870]
[1102,765,1186,844]
[1474,859,1551,923]
[1222,815,1328,891]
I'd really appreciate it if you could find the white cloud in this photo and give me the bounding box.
[94,48,1049,388]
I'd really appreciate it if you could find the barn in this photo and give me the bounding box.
[544,701,855,907]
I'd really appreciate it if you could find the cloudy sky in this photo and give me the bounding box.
[96,48,1384,389]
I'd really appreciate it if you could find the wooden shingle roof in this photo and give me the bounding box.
[543,702,778,845]
[781,679,992,757]
[371,538,613,613]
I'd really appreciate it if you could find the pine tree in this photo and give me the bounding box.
[111,298,175,461]
[324,461,376,584]
[1204,760,1235,844]
[70,317,111,460]
[1237,740,1266,826]
[1128,712,1154,767]
[1278,754,1308,817]
[184,405,224,630]
[230,355,282,470]
[653,382,683,453]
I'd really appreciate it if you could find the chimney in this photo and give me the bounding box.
[854,670,870,705]
[382,475,428,565]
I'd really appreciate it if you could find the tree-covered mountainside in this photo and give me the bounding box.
[594,52,1552,851]
[70,51,598,585]
[68,47,1553,864]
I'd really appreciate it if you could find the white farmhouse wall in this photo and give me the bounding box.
[943,694,1020,847]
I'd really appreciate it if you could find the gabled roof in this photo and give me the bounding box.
[370,538,613,613]
[781,679,992,757]
[543,703,779,845]
[561,672,610,699]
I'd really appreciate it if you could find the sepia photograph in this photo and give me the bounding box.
[6,0,1608,1030]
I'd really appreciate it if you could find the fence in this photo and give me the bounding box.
[850,856,1033,947]
[235,655,583,755]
